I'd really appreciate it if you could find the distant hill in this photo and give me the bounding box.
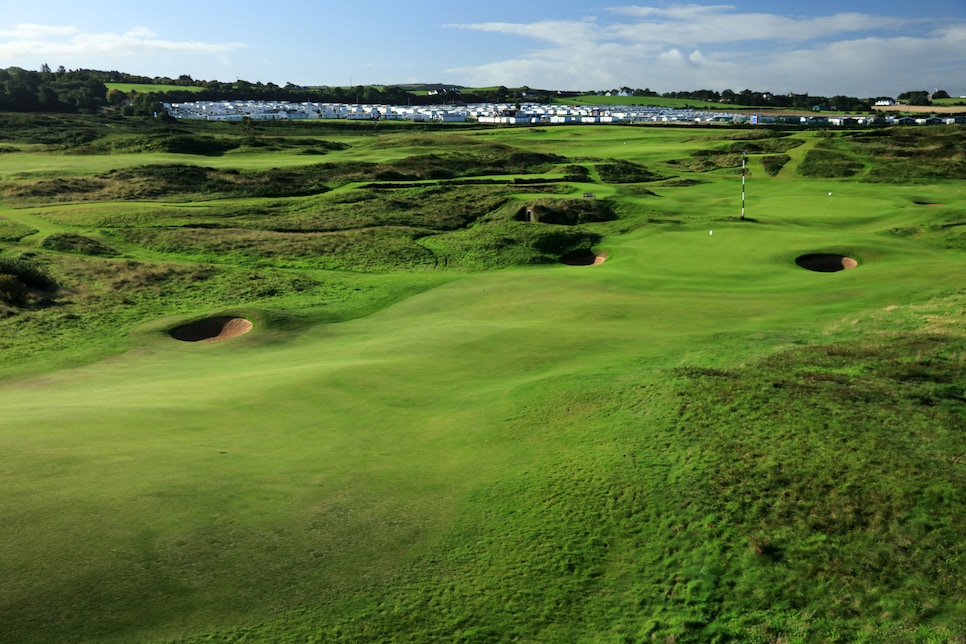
[396,83,467,92]
[5,66,961,115]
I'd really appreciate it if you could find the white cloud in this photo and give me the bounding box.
[608,12,906,46]
[0,23,246,60]
[0,24,79,39]
[445,18,600,47]
[655,48,715,68]
[689,50,708,65]
[608,4,734,18]
[657,48,685,64]
[445,5,965,96]
[605,5,916,43]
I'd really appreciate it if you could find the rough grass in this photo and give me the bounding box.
[761,154,791,176]
[4,163,336,202]
[512,197,618,225]
[596,159,665,183]
[797,148,865,178]
[0,255,56,289]
[722,137,804,154]
[847,127,966,183]
[40,232,119,256]
[0,216,38,241]
[675,149,746,173]
[1,150,567,203]
[0,273,29,306]
[113,225,440,270]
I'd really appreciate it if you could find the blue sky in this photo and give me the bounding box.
[1,1,964,97]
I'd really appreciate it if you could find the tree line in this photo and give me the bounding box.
[0,66,949,116]
[0,67,497,114]
[589,87,952,110]
[0,66,108,113]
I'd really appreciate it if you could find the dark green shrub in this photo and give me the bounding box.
[516,199,617,225]
[725,137,803,154]
[149,134,239,155]
[761,155,791,176]
[596,159,664,183]
[562,165,591,181]
[0,256,55,289]
[677,150,745,172]
[0,274,27,305]
[41,233,118,256]
[798,150,864,178]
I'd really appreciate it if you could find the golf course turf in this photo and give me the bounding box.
[0,115,965,642]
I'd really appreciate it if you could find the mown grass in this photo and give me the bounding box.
[931,97,966,107]
[201,332,966,642]
[0,117,965,643]
[0,215,37,241]
[105,82,207,94]
[561,94,748,110]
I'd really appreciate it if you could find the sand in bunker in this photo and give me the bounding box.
[170,317,253,342]
[795,253,858,273]
[561,251,608,266]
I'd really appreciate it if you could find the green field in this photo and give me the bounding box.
[105,83,207,94]
[1,115,965,643]
[560,94,749,110]
[931,97,966,107]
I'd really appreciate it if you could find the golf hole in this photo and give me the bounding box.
[170,316,253,342]
[795,253,858,273]
[561,250,607,266]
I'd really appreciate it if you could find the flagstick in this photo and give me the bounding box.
[741,151,746,220]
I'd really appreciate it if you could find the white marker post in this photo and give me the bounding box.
[740,151,747,220]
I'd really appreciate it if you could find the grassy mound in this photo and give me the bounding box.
[0,273,28,306]
[761,154,791,176]
[596,159,665,183]
[0,217,38,242]
[41,233,118,256]
[514,198,617,225]
[797,149,865,178]
[0,255,55,290]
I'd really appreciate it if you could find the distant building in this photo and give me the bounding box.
[161,99,962,128]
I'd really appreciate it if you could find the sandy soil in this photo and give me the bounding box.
[562,252,608,266]
[171,317,253,342]
[872,105,966,114]
[796,254,857,273]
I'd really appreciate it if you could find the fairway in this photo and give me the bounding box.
[1,117,965,642]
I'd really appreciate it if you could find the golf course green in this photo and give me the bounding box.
[1,115,964,642]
